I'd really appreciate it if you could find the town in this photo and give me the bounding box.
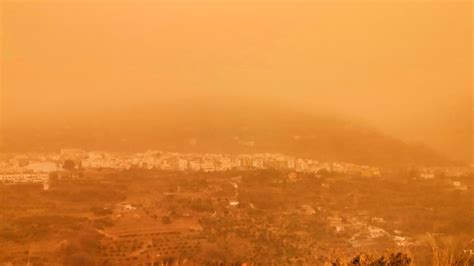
[1,149,472,186]
[0,149,473,265]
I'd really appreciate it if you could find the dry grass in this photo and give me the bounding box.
[425,233,473,266]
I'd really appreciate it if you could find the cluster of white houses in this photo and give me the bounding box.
[1,149,472,187]
[0,172,49,184]
[76,149,383,176]
[0,160,57,187]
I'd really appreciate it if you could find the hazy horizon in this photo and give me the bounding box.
[1,0,473,163]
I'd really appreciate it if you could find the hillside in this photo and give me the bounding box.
[3,102,448,166]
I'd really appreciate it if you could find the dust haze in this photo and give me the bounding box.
[2,0,472,162]
[0,1,473,265]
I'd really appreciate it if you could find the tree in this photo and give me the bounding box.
[63,160,76,171]
[161,216,171,224]
[64,252,95,266]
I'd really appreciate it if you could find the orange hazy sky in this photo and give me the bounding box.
[1,0,472,162]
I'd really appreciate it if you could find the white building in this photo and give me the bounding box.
[252,159,264,169]
[202,161,215,172]
[178,159,188,171]
[25,162,59,173]
[189,161,201,171]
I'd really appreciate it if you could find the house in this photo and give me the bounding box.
[453,181,468,191]
[367,226,387,238]
[300,205,316,215]
[328,216,345,232]
[25,162,59,173]
[252,159,264,169]
[189,161,201,171]
[420,172,435,179]
[371,217,385,223]
[229,201,239,207]
[295,159,307,172]
[202,161,215,172]
[287,159,295,169]
[118,203,136,212]
[177,159,188,171]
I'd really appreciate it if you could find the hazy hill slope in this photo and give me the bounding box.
[4,102,448,166]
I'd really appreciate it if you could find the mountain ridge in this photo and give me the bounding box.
[3,102,450,166]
